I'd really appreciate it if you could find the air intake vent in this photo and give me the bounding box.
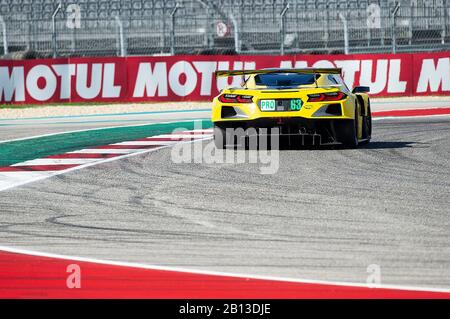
[325,104,342,116]
[221,106,238,118]
[312,104,342,117]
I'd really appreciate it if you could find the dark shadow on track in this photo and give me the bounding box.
[257,141,424,151]
[358,141,425,150]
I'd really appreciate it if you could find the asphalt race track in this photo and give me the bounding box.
[0,109,449,290]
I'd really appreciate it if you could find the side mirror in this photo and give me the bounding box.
[352,86,370,94]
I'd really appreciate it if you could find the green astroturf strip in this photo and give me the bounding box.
[0,120,212,167]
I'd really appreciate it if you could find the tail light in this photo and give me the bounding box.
[219,94,253,103]
[236,95,253,103]
[308,92,347,102]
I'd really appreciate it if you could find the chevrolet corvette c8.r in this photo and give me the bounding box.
[211,68,372,148]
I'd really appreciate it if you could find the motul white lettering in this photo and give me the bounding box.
[102,63,121,98]
[359,59,388,94]
[335,60,360,89]
[279,61,308,69]
[217,61,242,90]
[52,64,75,100]
[244,62,256,71]
[216,61,255,91]
[193,61,217,96]
[417,58,450,93]
[169,61,197,97]
[0,66,25,102]
[387,59,407,93]
[312,60,335,68]
[133,62,168,97]
[26,65,57,101]
[76,63,102,99]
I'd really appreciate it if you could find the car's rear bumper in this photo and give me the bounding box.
[213,117,348,145]
[211,100,355,123]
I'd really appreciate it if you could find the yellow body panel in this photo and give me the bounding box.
[211,88,357,122]
[211,70,371,142]
[211,72,366,122]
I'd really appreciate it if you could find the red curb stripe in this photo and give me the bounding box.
[46,153,120,159]
[0,164,79,172]
[373,107,450,117]
[0,250,449,299]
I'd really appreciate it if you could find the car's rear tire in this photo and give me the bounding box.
[214,125,252,149]
[335,103,359,148]
[335,120,358,148]
[214,125,227,149]
[360,102,372,145]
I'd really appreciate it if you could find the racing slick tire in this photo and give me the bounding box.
[214,125,227,149]
[214,125,254,149]
[359,102,372,145]
[214,125,238,149]
[334,103,359,148]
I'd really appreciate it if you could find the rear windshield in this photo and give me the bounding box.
[254,73,319,87]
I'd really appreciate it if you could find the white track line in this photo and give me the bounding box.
[67,148,143,154]
[12,158,101,166]
[373,114,450,121]
[0,172,57,191]
[0,171,56,179]
[112,141,180,146]
[152,134,209,139]
[0,245,448,294]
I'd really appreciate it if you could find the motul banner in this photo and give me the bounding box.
[0,52,449,104]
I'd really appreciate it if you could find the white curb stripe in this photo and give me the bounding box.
[68,148,143,154]
[0,171,56,180]
[0,172,58,191]
[12,158,102,166]
[112,141,179,146]
[152,134,208,139]
[190,129,214,133]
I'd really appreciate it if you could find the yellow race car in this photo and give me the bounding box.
[211,68,372,148]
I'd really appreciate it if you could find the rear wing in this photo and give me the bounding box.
[214,68,342,78]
